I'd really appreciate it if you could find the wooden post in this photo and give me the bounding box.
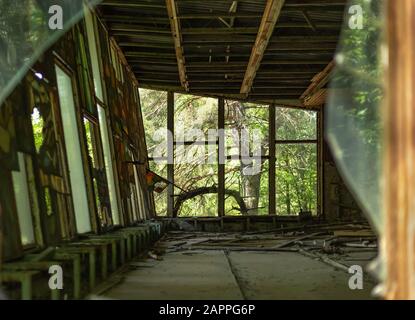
[384,0,415,299]
[269,105,276,215]
[167,92,175,217]
[218,98,225,217]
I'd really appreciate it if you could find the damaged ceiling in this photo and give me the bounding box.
[97,0,346,105]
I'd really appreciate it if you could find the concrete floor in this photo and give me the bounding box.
[105,250,375,300]
[227,251,374,300]
[106,251,243,300]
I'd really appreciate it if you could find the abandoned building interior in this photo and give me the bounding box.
[0,0,403,300]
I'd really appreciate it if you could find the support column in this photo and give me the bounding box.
[269,105,276,216]
[384,0,415,299]
[167,92,175,217]
[218,98,225,217]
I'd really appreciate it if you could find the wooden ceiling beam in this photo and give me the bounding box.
[128,60,178,65]
[185,50,333,57]
[100,1,166,9]
[179,13,262,19]
[300,60,334,106]
[283,0,346,6]
[159,42,336,50]
[124,51,176,58]
[166,0,189,91]
[180,23,340,35]
[240,0,285,95]
[118,42,174,50]
[191,86,308,91]
[175,0,344,3]
[186,60,329,68]
[133,69,179,75]
[137,82,303,106]
[102,15,169,24]
[109,24,171,34]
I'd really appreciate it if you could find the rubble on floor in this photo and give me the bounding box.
[159,222,378,271]
[103,222,378,300]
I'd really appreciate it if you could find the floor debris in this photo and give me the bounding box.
[100,222,377,300]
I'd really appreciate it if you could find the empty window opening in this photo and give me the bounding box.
[55,65,92,234]
[97,105,121,225]
[276,108,318,215]
[11,152,36,246]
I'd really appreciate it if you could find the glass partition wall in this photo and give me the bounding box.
[141,88,320,217]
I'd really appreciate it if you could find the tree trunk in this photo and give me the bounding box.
[240,160,261,214]
[173,186,248,217]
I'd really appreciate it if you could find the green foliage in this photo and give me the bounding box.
[276,108,317,141]
[276,144,317,214]
[140,89,168,158]
[31,107,44,153]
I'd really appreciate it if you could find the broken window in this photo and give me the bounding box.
[11,152,36,247]
[174,94,218,217]
[84,116,113,228]
[276,108,318,215]
[83,8,122,227]
[55,64,92,234]
[97,104,121,225]
[27,70,74,240]
[140,88,168,216]
[83,4,104,102]
[225,101,269,216]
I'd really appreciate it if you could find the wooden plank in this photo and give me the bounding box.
[272,232,326,249]
[166,0,189,91]
[333,230,375,238]
[384,0,415,299]
[240,0,285,95]
[300,61,334,106]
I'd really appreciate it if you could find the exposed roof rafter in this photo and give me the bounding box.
[240,0,285,95]
[218,1,239,28]
[300,61,334,106]
[98,0,345,104]
[166,0,189,91]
